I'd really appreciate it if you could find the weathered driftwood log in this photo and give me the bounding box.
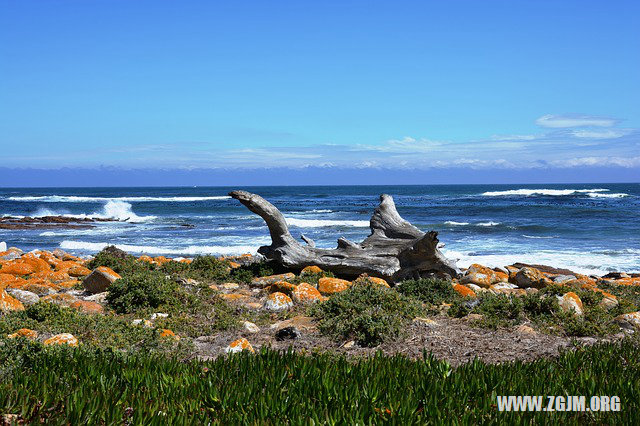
[229,190,460,283]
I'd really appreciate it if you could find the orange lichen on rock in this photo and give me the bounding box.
[83,267,121,294]
[0,273,18,290]
[251,273,296,287]
[228,261,241,269]
[557,292,584,315]
[514,267,553,289]
[44,333,78,347]
[266,281,298,295]
[0,290,25,312]
[29,270,71,283]
[0,261,36,276]
[461,264,507,288]
[159,329,180,340]
[22,281,59,296]
[138,255,154,263]
[41,293,78,307]
[70,300,104,314]
[265,292,294,311]
[318,277,351,295]
[7,328,38,339]
[66,264,92,277]
[291,282,325,304]
[225,337,255,353]
[355,274,390,288]
[453,283,477,298]
[301,265,323,274]
[220,293,250,302]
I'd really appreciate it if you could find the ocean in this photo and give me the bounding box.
[1,184,638,276]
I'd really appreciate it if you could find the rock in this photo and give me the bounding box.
[159,329,179,340]
[355,274,390,288]
[0,261,36,276]
[301,265,323,274]
[275,326,301,341]
[412,317,438,327]
[7,289,39,306]
[599,293,619,310]
[554,275,577,284]
[266,281,298,295]
[0,242,6,252]
[225,337,255,353]
[453,283,476,298]
[557,292,583,315]
[265,292,293,311]
[7,328,38,339]
[464,313,484,322]
[0,290,25,312]
[83,292,108,304]
[511,262,576,276]
[83,267,121,294]
[251,273,296,288]
[614,312,640,331]
[461,264,508,288]
[243,321,260,333]
[221,293,249,302]
[270,315,317,332]
[22,282,57,296]
[66,264,92,278]
[514,267,553,289]
[70,300,104,314]
[220,282,240,290]
[244,302,263,310]
[41,293,78,307]
[342,340,355,349]
[291,282,325,304]
[515,324,537,335]
[44,333,78,346]
[0,249,21,261]
[132,319,154,328]
[318,277,351,295]
[150,312,169,321]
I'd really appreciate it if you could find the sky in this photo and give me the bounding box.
[1,0,639,186]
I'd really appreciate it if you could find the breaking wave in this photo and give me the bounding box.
[8,195,231,202]
[285,217,370,228]
[59,241,258,256]
[32,201,156,223]
[480,188,621,197]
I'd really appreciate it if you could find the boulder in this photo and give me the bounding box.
[453,283,476,298]
[242,321,260,333]
[614,312,640,331]
[70,300,104,314]
[514,267,553,289]
[265,292,293,311]
[82,267,121,294]
[557,292,583,315]
[318,277,351,295]
[41,293,78,307]
[44,333,78,347]
[0,242,6,252]
[225,338,255,353]
[354,274,390,288]
[7,328,38,339]
[266,281,298,295]
[159,329,179,340]
[251,273,296,288]
[461,264,508,288]
[6,289,39,306]
[0,290,25,312]
[291,282,325,304]
[301,265,323,274]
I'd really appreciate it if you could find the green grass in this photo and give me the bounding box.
[0,338,638,424]
[396,278,462,306]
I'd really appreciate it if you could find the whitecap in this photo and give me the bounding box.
[476,221,501,227]
[587,192,629,198]
[444,221,470,226]
[32,201,156,223]
[8,195,231,202]
[59,241,259,256]
[522,235,555,239]
[285,217,370,228]
[481,188,610,197]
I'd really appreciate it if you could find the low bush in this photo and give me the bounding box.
[396,278,460,306]
[310,283,421,347]
[106,271,178,314]
[87,247,154,276]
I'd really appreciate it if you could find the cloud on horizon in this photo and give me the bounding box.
[535,114,620,128]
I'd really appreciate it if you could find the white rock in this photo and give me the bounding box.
[7,289,40,306]
[150,313,169,321]
[0,242,6,252]
[242,321,260,333]
[83,292,108,304]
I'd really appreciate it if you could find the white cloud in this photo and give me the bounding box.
[571,129,631,139]
[535,114,618,128]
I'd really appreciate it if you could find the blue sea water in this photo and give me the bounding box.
[1,184,638,275]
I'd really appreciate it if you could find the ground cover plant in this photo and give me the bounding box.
[0,338,638,424]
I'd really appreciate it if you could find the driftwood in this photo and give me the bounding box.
[229,190,460,283]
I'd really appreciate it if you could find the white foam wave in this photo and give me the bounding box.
[587,192,629,198]
[481,188,610,197]
[476,221,501,227]
[444,221,470,226]
[522,235,555,239]
[285,217,370,228]
[8,195,231,202]
[32,201,156,223]
[59,241,258,256]
[443,249,639,276]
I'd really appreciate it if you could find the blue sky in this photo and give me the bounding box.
[1,0,638,185]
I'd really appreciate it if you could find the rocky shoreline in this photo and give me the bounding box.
[1,243,639,365]
[0,215,117,230]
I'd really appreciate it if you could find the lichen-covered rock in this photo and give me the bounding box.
[265,292,293,311]
[266,281,298,295]
[159,329,179,340]
[355,274,390,288]
[598,292,619,310]
[7,328,38,339]
[132,319,154,328]
[0,290,25,312]
[461,264,508,288]
[44,333,78,347]
[301,265,323,274]
[221,293,250,302]
[6,289,39,306]
[70,300,104,314]
[66,264,92,278]
[243,321,260,333]
[453,283,476,298]
[557,292,583,316]
[291,282,325,304]
[251,273,296,287]
[0,260,36,276]
[614,311,640,331]
[318,277,351,295]
[83,266,121,294]
[21,282,58,296]
[225,337,255,353]
[41,293,78,307]
[514,267,553,289]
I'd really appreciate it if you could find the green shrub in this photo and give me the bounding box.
[106,271,178,314]
[187,255,232,281]
[310,283,421,347]
[396,278,460,306]
[228,261,276,284]
[292,269,334,285]
[159,260,191,275]
[87,247,154,276]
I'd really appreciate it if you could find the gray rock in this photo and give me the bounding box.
[7,289,40,306]
[554,275,577,284]
[83,268,120,294]
[0,242,6,252]
[83,292,108,304]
